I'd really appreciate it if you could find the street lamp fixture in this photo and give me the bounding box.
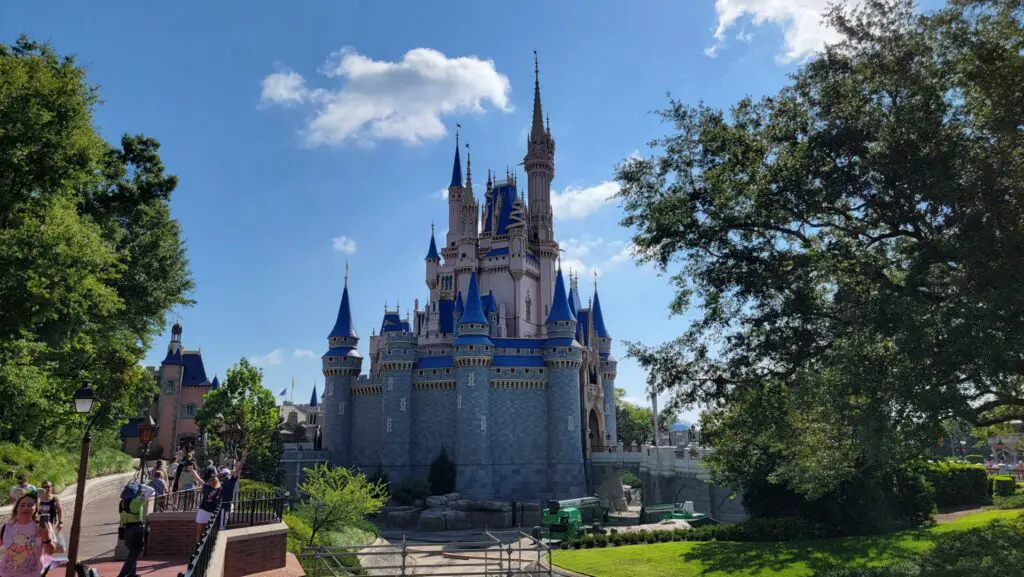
[138,415,157,445]
[66,382,101,577]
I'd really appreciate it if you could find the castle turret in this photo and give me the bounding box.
[453,272,494,498]
[380,308,416,484]
[446,131,465,249]
[425,224,440,292]
[544,268,586,498]
[453,291,464,331]
[592,282,618,446]
[524,52,555,245]
[321,263,363,467]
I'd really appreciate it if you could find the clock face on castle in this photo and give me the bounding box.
[318,57,617,502]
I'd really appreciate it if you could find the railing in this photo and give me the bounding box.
[281,450,330,462]
[225,490,285,528]
[178,503,223,577]
[299,531,553,577]
[155,488,202,512]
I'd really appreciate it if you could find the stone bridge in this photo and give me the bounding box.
[589,444,747,523]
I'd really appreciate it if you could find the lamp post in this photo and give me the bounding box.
[66,383,99,577]
[137,416,157,482]
[219,422,242,468]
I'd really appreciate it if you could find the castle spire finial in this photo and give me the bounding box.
[594,268,598,290]
[530,50,545,142]
[344,261,349,288]
[465,142,472,190]
[450,124,463,188]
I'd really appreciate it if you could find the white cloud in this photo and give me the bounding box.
[260,47,512,146]
[332,236,357,255]
[439,188,449,200]
[559,237,642,281]
[248,349,284,367]
[706,0,850,63]
[260,71,307,106]
[551,181,620,220]
[293,349,316,359]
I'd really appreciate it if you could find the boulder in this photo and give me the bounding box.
[471,500,511,512]
[385,508,422,528]
[425,495,447,508]
[442,492,461,501]
[450,499,473,511]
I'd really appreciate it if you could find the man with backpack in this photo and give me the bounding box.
[116,481,155,577]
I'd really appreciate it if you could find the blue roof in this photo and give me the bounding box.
[454,334,493,346]
[454,291,464,315]
[438,298,455,334]
[210,375,220,390]
[492,355,546,367]
[323,346,360,358]
[309,385,318,407]
[380,312,404,333]
[492,338,543,349]
[482,182,519,235]
[401,320,412,332]
[545,337,578,348]
[426,232,440,261]
[181,352,209,386]
[592,290,610,338]
[119,417,143,438]
[527,254,539,264]
[450,142,462,188]
[161,348,183,366]
[546,269,575,323]
[415,356,454,369]
[577,310,590,345]
[486,247,509,257]
[329,284,357,339]
[459,272,488,325]
[482,291,498,314]
[568,286,579,319]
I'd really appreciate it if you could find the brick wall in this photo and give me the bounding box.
[222,523,288,577]
[145,512,197,557]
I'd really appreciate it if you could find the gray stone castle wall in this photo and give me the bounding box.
[410,385,456,479]
[489,386,549,499]
[546,364,587,499]
[454,362,493,499]
[350,390,382,471]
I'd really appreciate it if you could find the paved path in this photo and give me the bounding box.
[63,490,186,577]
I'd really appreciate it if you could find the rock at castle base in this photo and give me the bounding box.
[442,493,461,502]
[418,507,470,531]
[471,500,511,512]
[425,495,447,508]
[450,499,473,511]
[384,507,422,528]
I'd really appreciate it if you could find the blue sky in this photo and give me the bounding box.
[2,0,896,423]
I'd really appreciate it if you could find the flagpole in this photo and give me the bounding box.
[290,375,295,403]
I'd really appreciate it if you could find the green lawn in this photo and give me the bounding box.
[552,509,1022,577]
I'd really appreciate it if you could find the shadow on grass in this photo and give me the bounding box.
[680,529,937,576]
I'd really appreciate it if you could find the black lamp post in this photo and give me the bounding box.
[66,383,99,577]
[137,416,157,482]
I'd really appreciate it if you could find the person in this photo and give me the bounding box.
[148,471,168,497]
[217,449,246,528]
[35,482,62,553]
[1,492,56,577]
[150,460,165,482]
[8,477,36,505]
[181,466,221,539]
[177,453,198,492]
[115,482,155,577]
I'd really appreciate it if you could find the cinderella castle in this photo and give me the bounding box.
[320,57,618,501]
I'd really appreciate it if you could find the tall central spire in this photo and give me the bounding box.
[530,50,545,142]
[450,124,463,188]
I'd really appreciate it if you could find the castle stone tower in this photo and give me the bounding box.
[545,268,587,498]
[454,272,494,498]
[592,287,618,447]
[321,264,363,467]
[379,319,416,484]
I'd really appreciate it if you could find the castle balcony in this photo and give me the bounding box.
[280,449,330,463]
[638,444,713,480]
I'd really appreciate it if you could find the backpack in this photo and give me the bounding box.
[118,483,144,517]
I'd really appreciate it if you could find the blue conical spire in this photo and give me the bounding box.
[309,385,318,407]
[454,291,464,314]
[329,264,357,339]
[459,272,488,325]
[592,288,609,338]
[450,131,463,188]
[210,374,220,389]
[426,224,440,261]
[567,284,579,319]
[546,268,575,323]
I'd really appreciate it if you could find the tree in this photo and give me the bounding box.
[0,35,193,447]
[428,447,457,496]
[615,387,673,446]
[296,463,388,547]
[195,359,283,484]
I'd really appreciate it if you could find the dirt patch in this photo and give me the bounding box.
[610,518,693,533]
[935,506,988,524]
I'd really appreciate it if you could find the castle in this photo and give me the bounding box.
[320,57,618,501]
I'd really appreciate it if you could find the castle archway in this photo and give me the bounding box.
[588,408,604,455]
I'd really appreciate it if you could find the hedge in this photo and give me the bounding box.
[991,475,1016,498]
[923,461,990,508]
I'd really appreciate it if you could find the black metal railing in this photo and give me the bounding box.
[224,490,285,528]
[155,488,202,512]
[178,503,224,577]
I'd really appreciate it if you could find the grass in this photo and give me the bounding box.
[0,441,134,494]
[552,509,1023,577]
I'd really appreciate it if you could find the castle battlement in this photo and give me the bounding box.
[319,56,617,501]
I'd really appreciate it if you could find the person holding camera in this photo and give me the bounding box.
[1,492,56,577]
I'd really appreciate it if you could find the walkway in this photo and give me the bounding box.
[64,490,187,577]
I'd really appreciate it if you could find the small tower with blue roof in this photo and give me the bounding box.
[321,262,363,468]
[545,268,587,498]
[453,272,495,498]
[591,277,618,450]
[379,300,417,485]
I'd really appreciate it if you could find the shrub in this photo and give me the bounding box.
[917,516,1024,577]
[392,477,431,505]
[427,448,456,496]
[0,442,133,493]
[817,566,921,577]
[965,454,983,464]
[991,475,1015,497]
[923,460,990,508]
[622,471,641,487]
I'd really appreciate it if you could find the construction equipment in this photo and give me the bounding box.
[540,500,582,540]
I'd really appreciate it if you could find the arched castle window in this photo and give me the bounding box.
[164,380,176,394]
[525,293,532,322]
[182,403,197,418]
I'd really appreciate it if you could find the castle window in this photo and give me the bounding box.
[164,380,176,394]
[432,370,437,375]
[544,305,549,318]
[182,403,197,418]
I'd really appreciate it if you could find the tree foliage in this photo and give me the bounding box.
[616,0,1024,509]
[296,463,388,547]
[0,35,193,446]
[614,388,673,446]
[195,358,283,484]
